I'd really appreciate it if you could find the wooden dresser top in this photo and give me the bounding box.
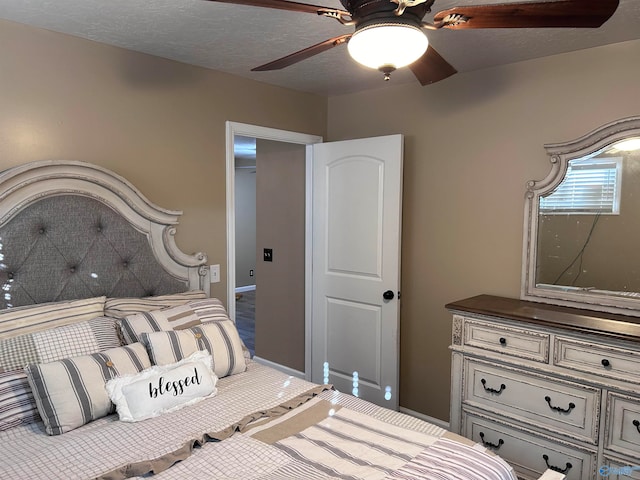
[446,295,640,344]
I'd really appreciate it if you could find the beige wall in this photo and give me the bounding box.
[4,15,640,423]
[327,39,640,421]
[254,140,306,372]
[0,18,327,303]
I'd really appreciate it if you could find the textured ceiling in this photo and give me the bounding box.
[1,0,639,96]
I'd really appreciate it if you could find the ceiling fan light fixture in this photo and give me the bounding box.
[347,22,428,72]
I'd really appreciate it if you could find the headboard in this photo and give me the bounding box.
[0,161,209,309]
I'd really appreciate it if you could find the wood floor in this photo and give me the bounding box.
[235,290,255,357]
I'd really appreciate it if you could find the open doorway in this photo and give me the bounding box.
[225,122,322,379]
[233,136,257,357]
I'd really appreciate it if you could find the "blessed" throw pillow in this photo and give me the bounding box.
[105,350,218,422]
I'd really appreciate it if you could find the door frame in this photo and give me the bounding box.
[225,121,323,379]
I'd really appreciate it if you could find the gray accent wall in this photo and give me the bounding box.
[254,139,306,373]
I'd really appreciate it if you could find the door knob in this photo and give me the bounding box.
[383,290,395,300]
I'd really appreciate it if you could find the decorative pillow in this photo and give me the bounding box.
[0,316,121,431]
[104,290,207,319]
[186,298,255,363]
[0,316,120,373]
[0,371,38,431]
[105,350,218,422]
[118,298,230,345]
[118,305,200,345]
[0,296,106,340]
[187,297,233,323]
[141,321,246,378]
[25,343,151,435]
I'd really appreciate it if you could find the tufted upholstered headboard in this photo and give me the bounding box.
[0,161,209,309]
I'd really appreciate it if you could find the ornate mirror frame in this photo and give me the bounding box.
[522,115,640,316]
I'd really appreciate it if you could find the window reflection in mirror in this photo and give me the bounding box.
[536,137,640,293]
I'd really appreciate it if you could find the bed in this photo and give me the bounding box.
[0,161,563,480]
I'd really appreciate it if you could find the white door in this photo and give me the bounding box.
[311,134,403,409]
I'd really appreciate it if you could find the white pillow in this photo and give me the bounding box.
[105,350,218,422]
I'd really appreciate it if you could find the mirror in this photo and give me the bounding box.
[522,116,640,315]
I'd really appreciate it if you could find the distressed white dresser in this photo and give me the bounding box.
[447,295,640,480]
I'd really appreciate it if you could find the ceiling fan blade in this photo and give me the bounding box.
[434,0,619,29]
[205,0,349,16]
[252,34,351,71]
[409,45,457,85]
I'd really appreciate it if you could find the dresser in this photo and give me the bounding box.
[447,295,640,480]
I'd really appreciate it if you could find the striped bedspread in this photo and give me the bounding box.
[240,393,517,480]
[140,389,517,480]
[0,363,517,480]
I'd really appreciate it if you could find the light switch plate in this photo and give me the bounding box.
[209,264,220,283]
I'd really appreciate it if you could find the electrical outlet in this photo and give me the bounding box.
[249,269,254,277]
[209,264,220,283]
[263,248,273,262]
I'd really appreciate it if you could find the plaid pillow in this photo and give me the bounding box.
[0,317,120,373]
[0,317,121,431]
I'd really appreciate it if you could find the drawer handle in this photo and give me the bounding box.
[543,454,572,475]
[634,419,640,434]
[481,378,506,394]
[479,432,504,451]
[601,358,610,367]
[545,396,576,414]
[499,337,507,345]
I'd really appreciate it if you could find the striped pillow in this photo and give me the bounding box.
[0,371,38,431]
[104,290,207,319]
[188,297,232,323]
[141,321,246,378]
[118,304,201,345]
[25,343,151,435]
[0,317,121,431]
[0,296,106,340]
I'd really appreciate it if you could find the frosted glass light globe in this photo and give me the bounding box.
[348,23,429,70]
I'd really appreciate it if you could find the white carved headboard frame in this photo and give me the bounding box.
[0,160,209,309]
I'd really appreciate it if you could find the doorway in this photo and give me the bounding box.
[225,122,322,379]
[233,137,257,357]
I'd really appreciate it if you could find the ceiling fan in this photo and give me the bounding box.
[206,0,619,85]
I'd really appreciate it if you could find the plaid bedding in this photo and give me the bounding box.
[0,363,517,480]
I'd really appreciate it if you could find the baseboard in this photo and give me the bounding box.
[252,356,305,379]
[235,285,256,293]
[399,407,450,430]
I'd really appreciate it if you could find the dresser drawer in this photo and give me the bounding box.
[461,317,550,363]
[554,337,640,384]
[463,411,596,480]
[463,359,600,443]
[605,392,640,459]
[601,458,640,480]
